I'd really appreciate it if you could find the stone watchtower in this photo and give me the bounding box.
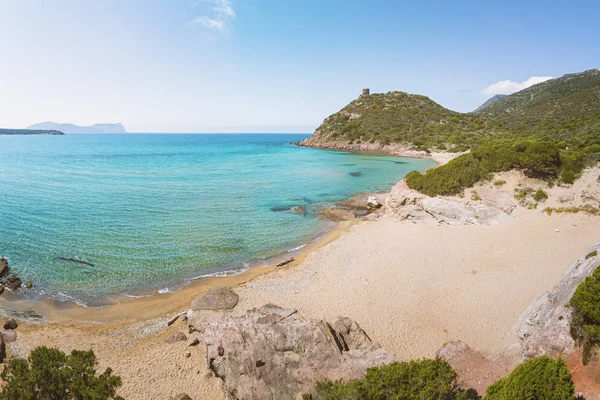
[362,88,370,96]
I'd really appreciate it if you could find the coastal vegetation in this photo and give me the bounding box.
[303,358,478,400]
[404,140,564,196]
[0,346,123,400]
[484,356,574,400]
[305,356,576,400]
[0,128,63,135]
[570,262,600,364]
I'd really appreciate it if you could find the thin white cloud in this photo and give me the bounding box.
[189,0,235,33]
[190,16,225,32]
[482,76,554,97]
[213,0,235,18]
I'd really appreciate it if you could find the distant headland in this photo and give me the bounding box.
[27,121,126,134]
[0,128,64,135]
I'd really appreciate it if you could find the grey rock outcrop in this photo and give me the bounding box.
[516,244,600,359]
[4,274,22,291]
[196,304,395,400]
[191,288,239,311]
[385,182,511,225]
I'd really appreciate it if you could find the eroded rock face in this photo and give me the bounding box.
[196,304,395,400]
[385,182,511,225]
[366,196,382,209]
[191,288,239,311]
[516,244,600,359]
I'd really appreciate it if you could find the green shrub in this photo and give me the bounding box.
[493,179,506,186]
[303,358,479,400]
[587,250,598,259]
[471,191,482,201]
[533,189,549,202]
[484,356,574,399]
[570,264,600,364]
[406,141,563,196]
[0,346,123,400]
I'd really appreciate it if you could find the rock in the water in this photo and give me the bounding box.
[366,195,382,209]
[165,332,187,344]
[170,394,192,400]
[516,244,600,359]
[3,320,18,330]
[191,288,239,311]
[292,206,305,213]
[25,281,33,289]
[198,304,395,400]
[4,274,22,290]
[0,258,8,278]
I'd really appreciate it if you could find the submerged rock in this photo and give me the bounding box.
[292,205,306,213]
[165,332,187,344]
[191,288,239,311]
[197,304,395,399]
[4,274,22,291]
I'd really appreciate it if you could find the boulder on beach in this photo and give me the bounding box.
[3,319,18,330]
[366,195,382,209]
[170,395,192,400]
[191,287,239,311]
[1,331,17,343]
[0,258,8,278]
[198,304,395,399]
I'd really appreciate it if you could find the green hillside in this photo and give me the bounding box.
[306,69,600,152]
[305,69,600,196]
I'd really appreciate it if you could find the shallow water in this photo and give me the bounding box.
[0,134,434,305]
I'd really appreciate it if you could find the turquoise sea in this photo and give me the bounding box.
[0,134,434,305]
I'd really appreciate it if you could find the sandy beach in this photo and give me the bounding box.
[4,203,599,399]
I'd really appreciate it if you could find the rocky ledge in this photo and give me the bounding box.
[516,243,600,359]
[187,304,395,399]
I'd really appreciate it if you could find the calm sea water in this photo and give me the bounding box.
[0,134,434,305]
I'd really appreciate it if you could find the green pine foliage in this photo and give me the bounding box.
[0,346,123,400]
[570,263,600,364]
[484,356,574,400]
[303,358,479,400]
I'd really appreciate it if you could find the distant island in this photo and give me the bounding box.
[0,128,64,135]
[27,122,126,134]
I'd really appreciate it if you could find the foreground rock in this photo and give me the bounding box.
[192,288,239,311]
[195,304,395,399]
[516,244,600,359]
[0,258,8,278]
[3,274,22,291]
[436,341,514,395]
[3,320,18,330]
[366,195,382,209]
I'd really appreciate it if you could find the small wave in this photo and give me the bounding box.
[287,243,307,252]
[55,292,90,307]
[158,288,171,294]
[192,263,250,280]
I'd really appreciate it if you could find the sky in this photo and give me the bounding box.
[0,0,599,133]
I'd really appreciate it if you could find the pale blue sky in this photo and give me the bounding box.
[0,0,598,133]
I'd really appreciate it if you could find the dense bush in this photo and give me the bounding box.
[406,141,563,196]
[303,358,479,400]
[0,346,123,400]
[484,356,574,399]
[533,190,549,202]
[570,264,600,364]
